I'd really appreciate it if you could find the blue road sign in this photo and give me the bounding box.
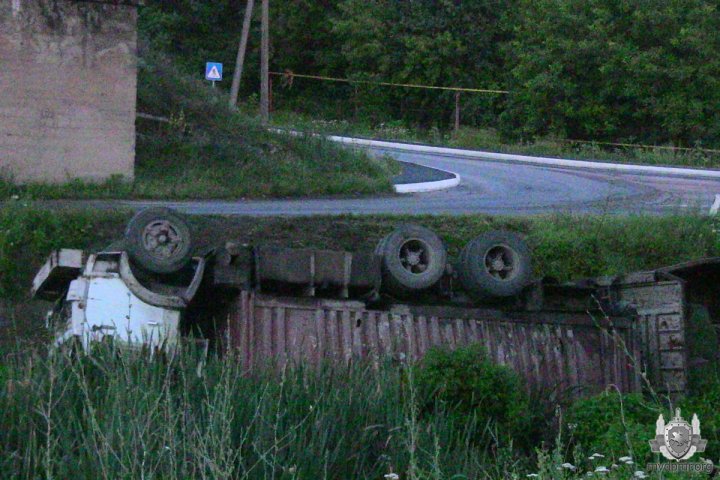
[205,62,223,81]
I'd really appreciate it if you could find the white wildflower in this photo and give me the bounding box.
[633,472,647,479]
[384,474,399,480]
[619,456,632,463]
[595,466,610,473]
[611,464,619,469]
[526,475,539,478]
[589,453,605,460]
[561,463,576,470]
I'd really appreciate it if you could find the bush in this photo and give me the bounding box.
[414,344,537,446]
[565,391,659,463]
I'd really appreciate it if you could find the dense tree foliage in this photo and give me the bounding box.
[503,0,720,146]
[139,0,720,147]
[332,0,511,125]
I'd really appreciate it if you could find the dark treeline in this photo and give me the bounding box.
[140,0,720,148]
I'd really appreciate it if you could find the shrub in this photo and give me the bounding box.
[565,391,659,463]
[681,376,720,461]
[414,344,537,446]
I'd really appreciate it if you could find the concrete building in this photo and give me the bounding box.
[0,0,139,183]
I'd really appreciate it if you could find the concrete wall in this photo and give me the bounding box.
[0,0,138,183]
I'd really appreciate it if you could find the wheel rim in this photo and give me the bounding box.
[398,238,431,275]
[483,244,518,281]
[141,220,185,260]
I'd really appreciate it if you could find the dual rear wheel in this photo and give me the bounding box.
[377,225,532,299]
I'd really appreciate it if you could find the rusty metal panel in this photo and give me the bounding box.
[616,279,687,395]
[227,292,641,397]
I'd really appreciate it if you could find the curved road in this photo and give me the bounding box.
[61,144,719,216]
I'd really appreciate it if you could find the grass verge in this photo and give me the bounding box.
[1,204,717,336]
[0,54,397,201]
[268,109,720,169]
[3,205,717,300]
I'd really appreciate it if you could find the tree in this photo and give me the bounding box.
[503,0,720,147]
[333,0,513,127]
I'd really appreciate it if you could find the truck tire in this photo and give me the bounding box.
[458,231,531,298]
[124,207,193,275]
[375,224,447,295]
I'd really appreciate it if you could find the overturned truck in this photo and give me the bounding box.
[32,208,719,398]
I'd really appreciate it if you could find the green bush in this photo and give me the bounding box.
[681,376,720,461]
[565,391,659,463]
[414,344,537,446]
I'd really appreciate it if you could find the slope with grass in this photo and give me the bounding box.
[2,205,717,337]
[0,54,397,201]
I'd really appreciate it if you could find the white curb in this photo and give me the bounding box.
[394,173,461,193]
[326,135,720,180]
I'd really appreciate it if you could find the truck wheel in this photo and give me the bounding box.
[458,231,532,298]
[376,224,446,294]
[124,207,193,275]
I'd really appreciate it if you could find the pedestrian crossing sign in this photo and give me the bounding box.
[205,62,223,81]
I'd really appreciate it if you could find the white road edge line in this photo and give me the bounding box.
[710,194,720,215]
[323,134,720,179]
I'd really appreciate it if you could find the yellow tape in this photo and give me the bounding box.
[270,71,718,154]
[270,71,509,94]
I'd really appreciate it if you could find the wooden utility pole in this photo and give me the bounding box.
[454,92,461,132]
[229,0,255,108]
[260,0,270,124]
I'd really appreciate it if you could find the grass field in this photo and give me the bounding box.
[2,205,720,478]
[0,54,397,201]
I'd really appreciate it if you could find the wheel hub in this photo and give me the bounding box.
[399,239,430,274]
[142,220,184,259]
[484,244,518,281]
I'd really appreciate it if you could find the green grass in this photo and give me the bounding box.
[2,203,717,338]
[268,109,720,169]
[0,54,398,201]
[0,341,717,479]
[0,344,538,479]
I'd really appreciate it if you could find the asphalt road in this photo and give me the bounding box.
[54,145,720,216]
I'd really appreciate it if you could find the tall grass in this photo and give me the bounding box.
[2,343,716,479]
[0,345,527,480]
